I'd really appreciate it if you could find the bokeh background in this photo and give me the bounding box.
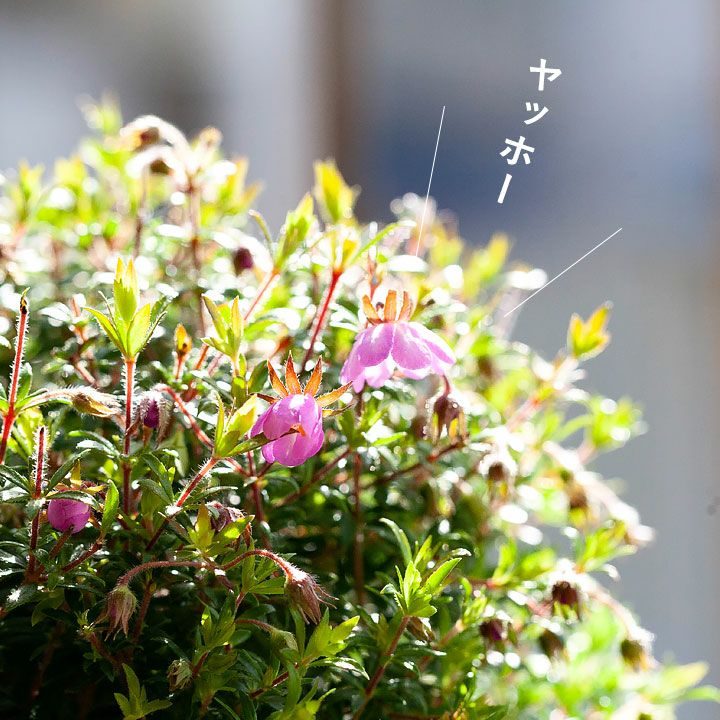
[1,2,719,715]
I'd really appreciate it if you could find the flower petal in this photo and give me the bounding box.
[392,323,432,372]
[356,323,395,367]
[407,322,455,367]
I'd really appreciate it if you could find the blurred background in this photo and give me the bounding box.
[1,1,719,715]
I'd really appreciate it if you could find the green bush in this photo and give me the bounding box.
[0,100,716,719]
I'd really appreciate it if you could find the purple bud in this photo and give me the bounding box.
[551,580,582,618]
[47,498,91,534]
[143,398,161,429]
[233,247,254,273]
[479,618,506,647]
[135,390,168,433]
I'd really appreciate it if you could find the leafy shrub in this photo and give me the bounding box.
[0,100,716,719]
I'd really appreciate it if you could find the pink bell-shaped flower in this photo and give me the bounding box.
[47,498,92,534]
[341,291,455,391]
[251,355,351,467]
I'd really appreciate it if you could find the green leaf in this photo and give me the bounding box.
[380,518,413,567]
[101,481,120,534]
[568,303,612,360]
[424,558,461,594]
[113,258,139,323]
[126,302,151,357]
[86,307,123,354]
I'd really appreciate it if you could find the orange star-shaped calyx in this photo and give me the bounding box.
[259,353,353,417]
[362,289,413,326]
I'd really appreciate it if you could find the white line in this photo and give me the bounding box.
[497,173,512,204]
[503,227,623,317]
[415,105,445,256]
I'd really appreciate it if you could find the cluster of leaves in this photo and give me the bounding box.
[0,99,716,720]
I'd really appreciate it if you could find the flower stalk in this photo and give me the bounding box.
[122,358,136,514]
[0,294,29,465]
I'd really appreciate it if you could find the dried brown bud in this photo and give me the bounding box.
[103,584,137,637]
[407,616,436,643]
[284,566,333,625]
[70,388,120,418]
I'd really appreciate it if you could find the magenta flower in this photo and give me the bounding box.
[47,498,91,534]
[251,355,351,467]
[341,290,455,391]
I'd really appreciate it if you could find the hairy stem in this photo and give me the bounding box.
[118,559,207,588]
[146,456,220,550]
[122,358,136,514]
[62,541,103,573]
[222,547,293,575]
[0,295,29,464]
[353,616,410,719]
[26,426,46,579]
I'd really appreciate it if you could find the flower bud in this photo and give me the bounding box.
[479,618,506,647]
[539,629,565,659]
[47,498,91,534]
[428,388,467,443]
[620,636,652,671]
[206,501,245,533]
[134,390,169,433]
[284,566,332,625]
[167,659,193,691]
[551,580,582,619]
[233,246,254,274]
[104,584,138,637]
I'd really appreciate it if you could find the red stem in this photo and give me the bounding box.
[118,559,207,588]
[176,456,220,507]
[62,541,103,573]
[302,270,341,368]
[0,296,29,465]
[222,547,292,575]
[27,426,46,578]
[145,455,227,551]
[244,269,279,323]
[122,359,136,515]
[278,448,352,507]
[353,616,410,719]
